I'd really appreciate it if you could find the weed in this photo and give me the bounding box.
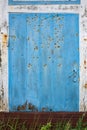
[0,113,86,130]
[75,113,85,130]
[40,122,51,130]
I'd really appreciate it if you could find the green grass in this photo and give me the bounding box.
[0,114,87,130]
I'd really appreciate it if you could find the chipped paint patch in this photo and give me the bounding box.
[84,83,87,88]
[84,38,87,42]
[2,34,8,44]
[16,101,38,112]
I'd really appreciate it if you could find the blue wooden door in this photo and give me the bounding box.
[9,13,79,111]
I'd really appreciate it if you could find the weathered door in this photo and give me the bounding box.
[9,13,79,111]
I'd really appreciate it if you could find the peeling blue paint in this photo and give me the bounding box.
[9,13,79,112]
[9,0,80,5]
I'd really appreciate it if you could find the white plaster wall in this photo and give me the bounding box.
[0,0,8,111]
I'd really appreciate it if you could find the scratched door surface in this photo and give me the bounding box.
[9,13,79,112]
